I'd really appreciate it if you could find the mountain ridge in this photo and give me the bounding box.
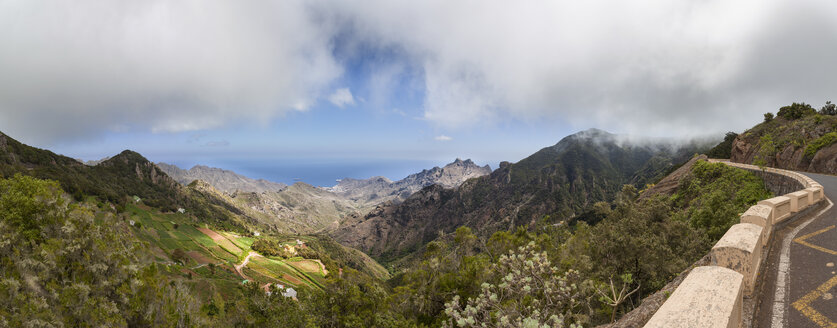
[326,158,491,206]
[332,128,708,262]
[157,162,288,193]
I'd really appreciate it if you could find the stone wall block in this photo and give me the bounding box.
[644,266,744,328]
[740,205,773,247]
[711,223,763,296]
[758,196,791,223]
[787,190,810,213]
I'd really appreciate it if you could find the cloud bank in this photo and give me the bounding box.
[2,0,837,143]
[0,0,340,143]
[329,0,837,136]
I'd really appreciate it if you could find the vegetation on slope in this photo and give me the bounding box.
[332,159,768,327]
[732,100,837,172]
[0,174,207,326]
[706,132,738,159]
[334,129,710,265]
[0,129,771,326]
[0,132,247,231]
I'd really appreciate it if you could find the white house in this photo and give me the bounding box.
[282,287,297,299]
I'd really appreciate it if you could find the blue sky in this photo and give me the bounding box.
[2,1,836,185]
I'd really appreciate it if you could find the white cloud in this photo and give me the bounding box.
[434,135,452,141]
[0,0,340,143]
[328,88,356,108]
[321,0,837,136]
[3,0,837,144]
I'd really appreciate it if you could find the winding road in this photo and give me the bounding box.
[756,172,837,328]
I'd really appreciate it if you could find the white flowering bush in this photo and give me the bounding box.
[443,242,591,328]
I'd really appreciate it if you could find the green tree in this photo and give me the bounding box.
[819,101,836,115]
[777,102,816,120]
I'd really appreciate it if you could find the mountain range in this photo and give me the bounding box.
[333,129,710,262]
[153,158,492,234]
[157,162,288,193]
[326,158,491,206]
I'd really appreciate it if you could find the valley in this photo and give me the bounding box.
[0,110,825,326]
[124,203,328,291]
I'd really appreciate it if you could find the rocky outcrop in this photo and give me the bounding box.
[729,114,837,174]
[326,158,491,206]
[157,163,287,194]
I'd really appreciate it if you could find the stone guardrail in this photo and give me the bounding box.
[644,159,824,328]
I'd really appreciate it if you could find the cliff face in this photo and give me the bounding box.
[326,158,492,206]
[729,113,837,173]
[333,129,705,262]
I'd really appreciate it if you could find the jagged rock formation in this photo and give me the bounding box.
[326,158,491,206]
[163,158,490,235]
[333,129,707,262]
[157,163,287,194]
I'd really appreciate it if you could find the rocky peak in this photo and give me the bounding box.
[327,158,491,207]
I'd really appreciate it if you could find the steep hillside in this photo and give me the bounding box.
[0,132,254,230]
[229,182,361,234]
[157,162,287,193]
[334,129,706,261]
[730,102,837,173]
[327,158,491,206]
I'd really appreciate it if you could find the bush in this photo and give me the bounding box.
[819,101,836,115]
[764,112,774,122]
[171,248,189,264]
[675,161,772,240]
[777,102,816,120]
[805,132,837,158]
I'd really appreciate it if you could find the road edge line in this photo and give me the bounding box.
[771,197,833,328]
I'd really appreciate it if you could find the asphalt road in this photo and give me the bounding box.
[760,172,837,328]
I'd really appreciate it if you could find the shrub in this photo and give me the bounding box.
[819,101,836,115]
[805,132,837,158]
[777,102,815,120]
[764,112,774,122]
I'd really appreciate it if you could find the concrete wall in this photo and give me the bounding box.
[645,159,824,328]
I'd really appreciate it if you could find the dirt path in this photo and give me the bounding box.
[235,251,262,280]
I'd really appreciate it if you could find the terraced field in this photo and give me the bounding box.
[124,204,328,296]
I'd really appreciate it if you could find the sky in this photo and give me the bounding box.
[2,0,837,185]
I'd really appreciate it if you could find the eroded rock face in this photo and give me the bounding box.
[731,135,837,174]
[728,114,837,174]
